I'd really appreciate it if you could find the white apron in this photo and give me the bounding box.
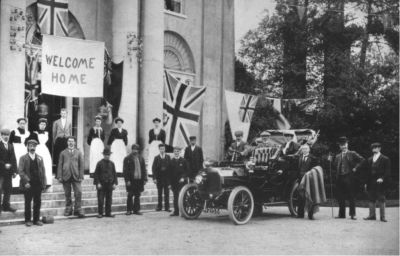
[90,138,104,174]
[147,140,162,175]
[12,129,30,188]
[35,131,53,186]
[110,139,127,173]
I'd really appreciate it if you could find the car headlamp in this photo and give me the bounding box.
[195,174,203,184]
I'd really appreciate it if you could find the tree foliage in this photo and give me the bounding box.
[235,0,399,180]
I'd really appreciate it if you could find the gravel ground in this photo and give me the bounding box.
[0,206,398,255]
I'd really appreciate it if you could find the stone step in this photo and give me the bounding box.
[8,194,173,210]
[0,203,175,226]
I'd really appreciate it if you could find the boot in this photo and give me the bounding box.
[380,202,387,222]
[364,202,376,220]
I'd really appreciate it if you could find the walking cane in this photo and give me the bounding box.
[328,153,334,218]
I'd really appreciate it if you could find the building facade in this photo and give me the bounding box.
[0,0,234,170]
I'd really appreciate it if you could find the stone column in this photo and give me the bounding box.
[0,0,26,128]
[139,0,164,152]
[112,0,140,147]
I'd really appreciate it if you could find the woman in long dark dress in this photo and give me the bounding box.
[107,117,128,173]
[87,115,105,174]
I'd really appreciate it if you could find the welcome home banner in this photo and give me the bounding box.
[41,35,104,97]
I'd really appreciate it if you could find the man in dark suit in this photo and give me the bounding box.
[152,144,171,212]
[296,144,319,220]
[168,146,189,216]
[56,136,85,218]
[364,143,391,222]
[19,139,47,227]
[333,136,365,220]
[52,108,72,169]
[184,136,204,181]
[0,127,18,213]
[228,131,249,161]
[123,144,147,215]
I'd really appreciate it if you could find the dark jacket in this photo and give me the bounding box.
[87,127,105,145]
[18,153,47,190]
[152,154,171,180]
[298,154,319,177]
[184,145,204,178]
[148,129,166,144]
[169,157,189,186]
[333,150,364,178]
[365,154,391,187]
[123,153,147,193]
[107,128,128,146]
[56,148,85,182]
[93,159,118,185]
[0,142,17,177]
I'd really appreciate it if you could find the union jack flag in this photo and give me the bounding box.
[239,94,258,123]
[37,0,69,36]
[163,71,206,147]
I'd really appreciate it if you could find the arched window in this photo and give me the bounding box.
[164,31,195,85]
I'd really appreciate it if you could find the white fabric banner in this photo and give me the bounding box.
[41,35,104,97]
[225,90,258,142]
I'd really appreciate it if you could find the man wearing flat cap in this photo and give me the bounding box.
[228,131,249,161]
[184,136,204,181]
[364,143,391,222]
[19,139,47,226]
[123,144,147,215]
[0,127,18,213]
[333,136,364,220]
[93,147,118,218]
[168,146,189,216]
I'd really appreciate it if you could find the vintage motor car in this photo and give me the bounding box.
[178,129,318,225]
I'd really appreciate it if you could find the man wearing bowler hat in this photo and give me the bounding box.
[169,146,189,216]
[123,144,147,215]
[18,139,47,226]
[0,127,18,213]
[333,136,364,220]
[364,142,391,222]
[94,147,118,218]
[184,136,204,181]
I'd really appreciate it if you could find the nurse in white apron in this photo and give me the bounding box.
[148,117,166,175]
[33,118,53,187]
[9,118,30,187]
[107,117,127,173]
[87,115,105,174]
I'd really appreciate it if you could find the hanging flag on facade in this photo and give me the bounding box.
[163,71,206,148]
[37,0,69,36]
[225,90,258,142]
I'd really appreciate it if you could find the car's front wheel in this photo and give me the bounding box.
[288,181,300,217]
[227,186,254,225]
[178,183,204,220]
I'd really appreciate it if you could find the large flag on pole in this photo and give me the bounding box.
[272,98,291,130]
[225,90,258,142]
[37,0,69,36]
[163,71,206,148]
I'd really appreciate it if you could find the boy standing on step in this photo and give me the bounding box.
[94,147,118,218]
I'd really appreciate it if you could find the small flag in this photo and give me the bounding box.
[37,0,69,36]
[225,90,258,142]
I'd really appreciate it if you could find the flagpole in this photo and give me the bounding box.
[328,152,334,218]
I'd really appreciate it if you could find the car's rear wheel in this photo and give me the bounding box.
[288,181,300,217]
[227,186,254,225]
[178,183,204,220]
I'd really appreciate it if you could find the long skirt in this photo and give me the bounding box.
[110,139,127,173]
[147,140,162,176]
[90,138,104,174]
[36,144,53,186]
[12,143,26,187]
